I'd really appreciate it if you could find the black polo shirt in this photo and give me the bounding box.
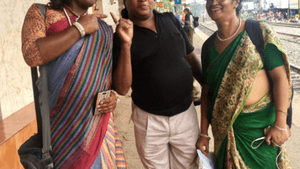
[113,11,194,116]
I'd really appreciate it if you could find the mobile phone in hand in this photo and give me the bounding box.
[94,90,111,116]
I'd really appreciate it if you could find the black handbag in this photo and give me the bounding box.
[245,19,294,128]
[18,66,54,169]
[18,4,54,169]
[184,24,189,32]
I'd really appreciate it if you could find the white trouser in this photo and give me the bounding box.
[131,102,199,169]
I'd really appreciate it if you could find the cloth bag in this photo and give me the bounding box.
[18,4,54,169]
[18,66,54,169]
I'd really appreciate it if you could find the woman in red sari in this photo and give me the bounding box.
[22,0,127,168]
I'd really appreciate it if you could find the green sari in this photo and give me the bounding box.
[202,22,293,168]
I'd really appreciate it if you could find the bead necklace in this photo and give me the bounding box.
[63,7,72,26]
[63,5,87,23]
[64,5,80,17]
[217,18,241,42]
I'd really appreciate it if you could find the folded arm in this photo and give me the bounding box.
[22,5,106,67]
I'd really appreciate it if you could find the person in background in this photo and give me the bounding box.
[283,12,287,21]
[183,8,201,104]
[274,12,278,22]
[291,11,295,19]
[111,0,203,167]
[175,12,183,26]
[197,0,292,168]
[183,8,195,45]
[21,0,127,168]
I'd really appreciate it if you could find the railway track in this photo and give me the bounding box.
[198,23,300,93]
[277,32,300,46]
[198,24,215,35]
[268,22,300,28]
[277,32,300,38]
[199,23,300,39]
[291,65,300,93]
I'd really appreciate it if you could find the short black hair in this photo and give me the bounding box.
[121,0,129,19]
[48,0,70,10]
[236,0,243,16]
[121,8,129,19]
[184,8,190,13]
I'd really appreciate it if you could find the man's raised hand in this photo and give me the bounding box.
[110,12,133,45]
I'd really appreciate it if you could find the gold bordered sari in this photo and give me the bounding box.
[202,21,293,168]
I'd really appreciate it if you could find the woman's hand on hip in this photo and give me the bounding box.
[265,125,291,146]
[96,92,118,114]
[196,136,210,157]
[78,14,108,35]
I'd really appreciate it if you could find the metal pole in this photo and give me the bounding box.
[288,0,290,19]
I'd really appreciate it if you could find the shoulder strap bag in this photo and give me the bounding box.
[245,19,293,128]
[18,3,54,169]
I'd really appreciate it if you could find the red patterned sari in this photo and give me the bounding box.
[22,4,127,169]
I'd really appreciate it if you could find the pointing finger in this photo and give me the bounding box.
[95,14,108,19]
[119,10,123,19]
[110,12,118,24]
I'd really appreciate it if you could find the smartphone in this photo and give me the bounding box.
[94,90,111,116]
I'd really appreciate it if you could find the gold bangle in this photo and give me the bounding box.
[72,22,85,38]
[200,133,211,140]
[276,109,288,115]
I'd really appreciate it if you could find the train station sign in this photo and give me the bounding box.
[174,0,181,5]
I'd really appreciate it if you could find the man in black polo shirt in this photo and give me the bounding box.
[111,0,202,167]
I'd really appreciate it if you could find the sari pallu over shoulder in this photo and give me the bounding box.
[204,22,292,168]
[43,16,113,169]
[209,31,261,157]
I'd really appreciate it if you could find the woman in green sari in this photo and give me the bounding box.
[197,0,293,168]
